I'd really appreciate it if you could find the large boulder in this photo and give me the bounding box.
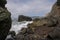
[0,0,11,40]
[18,15,32,22]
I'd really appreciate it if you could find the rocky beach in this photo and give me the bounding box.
[0,0,60,40]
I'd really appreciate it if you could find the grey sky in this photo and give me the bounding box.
[6,0,56,19]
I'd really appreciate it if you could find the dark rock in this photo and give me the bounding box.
[0,0,11,40]
[0,0,7,8]
[19,28,34,35]
[33,18,41,21]
[24,34,40,40]
[18,15,32,22]
[57,0,60,6]
[6,31,16,40]
[8,31,16,38]
[15,35,24,40]
[15,33,41,40]
[6,38,14,40]
[15,28,40,40]
[47,27,60,40]
[6,36,14,40]
[0,16,11,40]
[32,17,58,27]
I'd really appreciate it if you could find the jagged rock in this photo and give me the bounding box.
[47,0,60,17]
[29,17,58,28]
[47,0,60,26]
[23,34,40,40]
[16,33,41,40]
[15,35,24,40]
[18,15,32,22]
[0,8,11,40]
[6,31,16,40]
[15,28,40,40]
[19,28,34,35]
[6,35,14,40]
[0,0,11,40]
[8,31,16,38]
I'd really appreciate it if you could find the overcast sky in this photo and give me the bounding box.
[6,0,56,19]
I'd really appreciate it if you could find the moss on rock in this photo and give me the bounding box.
[0,0,12,40]
[0,7,11,21]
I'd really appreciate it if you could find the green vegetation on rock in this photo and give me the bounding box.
[0,0,11,40]
[0,7,11,21]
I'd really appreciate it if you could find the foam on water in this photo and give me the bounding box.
[10,21,33,34]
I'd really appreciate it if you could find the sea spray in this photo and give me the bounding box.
[10,21,33,34]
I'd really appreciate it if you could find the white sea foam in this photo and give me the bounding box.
[10,21,33,34]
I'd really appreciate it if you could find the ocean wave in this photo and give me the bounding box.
[10,21,33,34]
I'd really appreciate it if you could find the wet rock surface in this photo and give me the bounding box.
[0,0,11,40]
[6,31,16,40]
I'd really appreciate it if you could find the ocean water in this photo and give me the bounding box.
[6,21,33,40]
[10,21,33,34]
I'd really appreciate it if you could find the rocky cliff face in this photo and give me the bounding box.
[0,0,11,40]
[15,0,60,40]
[48,0,60,17]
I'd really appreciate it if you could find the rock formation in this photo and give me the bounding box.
[15,0,60,40]
[0,0,11,40]
[6,31,16,40]
[57,0,60,6]
[48,0,60,17]
[0,0,7,8]
[18,15,32,22]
